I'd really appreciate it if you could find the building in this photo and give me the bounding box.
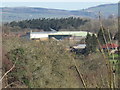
[101,43,119,54]
[70,44,87,54]
[73,44,86,49]
[29,31,93,41]
[101,43,119,50]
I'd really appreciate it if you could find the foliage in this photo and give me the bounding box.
[97,27,112,44]
[2,36,118,88]
[8,17,88,31]
[4,17,118,34]
[85,33,98,54]
[114,32,119,40]
[7,48,29,86]
[77,53,111,88]
[3,37,80,88]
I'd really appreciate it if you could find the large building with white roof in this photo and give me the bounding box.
[29,31,93,41]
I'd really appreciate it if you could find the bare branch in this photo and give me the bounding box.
[4,82,18,88]
[0,64,15,82]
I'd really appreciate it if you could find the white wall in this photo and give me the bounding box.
[30,33,48,39]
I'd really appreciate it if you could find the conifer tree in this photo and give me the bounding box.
[85,33,98,54]
[97,27,112,45]
[97,27,105,44]
[85,33,92,54]
[91,34,98,52]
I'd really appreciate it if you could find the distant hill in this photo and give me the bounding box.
[1,3,118,22]
[84,3,118,17]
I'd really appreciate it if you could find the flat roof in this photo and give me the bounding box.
[31,31,92,37]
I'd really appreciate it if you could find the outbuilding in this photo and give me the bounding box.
[29,31,93,41]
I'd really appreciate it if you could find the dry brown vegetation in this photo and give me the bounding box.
[2,36,118,88]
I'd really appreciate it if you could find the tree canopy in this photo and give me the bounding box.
[8,17,88,31]
[85,33,98,54]
[97,27,112,45]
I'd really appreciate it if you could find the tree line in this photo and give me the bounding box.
[7,17,88,31]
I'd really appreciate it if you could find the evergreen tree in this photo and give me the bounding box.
[91,34,98,52]
[114,32,118,40]
[97,27,112,45]
[9,17,88,31]
[85,33,92,54]
[85,33,98,55]
[97,27,105,44]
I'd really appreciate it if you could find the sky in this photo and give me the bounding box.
[2,0,119,2]
[1,0,119,10]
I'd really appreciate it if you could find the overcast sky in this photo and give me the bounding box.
[1,0,119,10]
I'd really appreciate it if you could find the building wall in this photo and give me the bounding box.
[30,31,92,40]
[49,35,71,40]
[30,33,48,39]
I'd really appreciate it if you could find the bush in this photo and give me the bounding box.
[3,37,80,88]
